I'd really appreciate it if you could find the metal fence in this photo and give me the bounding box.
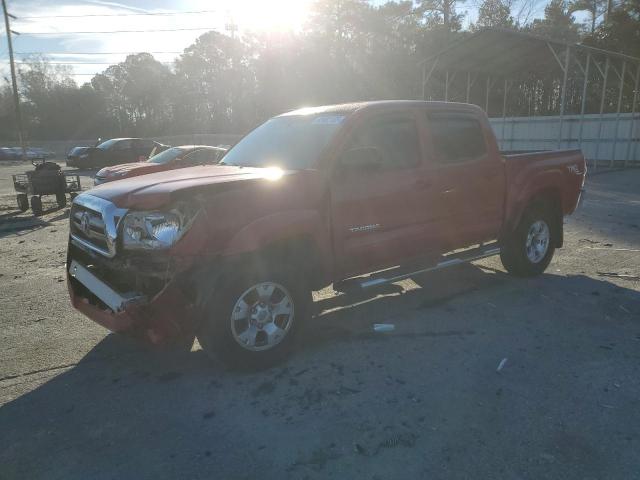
[490,112,640,168]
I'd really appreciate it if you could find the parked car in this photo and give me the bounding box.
[67,101,586,368]
[93,145,227,185]
[66,138,169,168]
[0,147,16,160]
[66,146,92,166]
[0,147,54,161]
[26,147,55,160]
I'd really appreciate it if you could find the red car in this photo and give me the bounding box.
[68,101,586,368]
[93,145,227,185]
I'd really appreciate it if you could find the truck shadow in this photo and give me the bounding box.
[0,208,69,238]
[1,268,638,478]
[301,262,510,350]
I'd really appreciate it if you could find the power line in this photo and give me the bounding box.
[14,51,183,55]
[13,26,218,35]
[14,61,174,65]
[17,9,219,19]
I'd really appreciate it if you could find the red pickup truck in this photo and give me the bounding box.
[67,101,585,368]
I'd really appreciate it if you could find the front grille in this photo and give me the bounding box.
[69,193,128,258]
[70,203,109,253]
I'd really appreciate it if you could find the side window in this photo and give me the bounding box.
[136,140,152,152]
[347,116,421,169]
[428,114,487,165]
[182,149,218,165]
[114,140,132,151]
[182,150,203,164]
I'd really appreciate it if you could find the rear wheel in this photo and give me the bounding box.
[16,194,28,212]
[500,206,556,277]
[56,192,67,208]
[30,196,43,216]
[197,267,310,370]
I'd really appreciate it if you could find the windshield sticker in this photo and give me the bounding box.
[312,115,345,125]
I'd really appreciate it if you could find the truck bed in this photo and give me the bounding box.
[502,148,586,220]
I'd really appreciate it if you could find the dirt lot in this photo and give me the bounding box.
[0,161,639,480]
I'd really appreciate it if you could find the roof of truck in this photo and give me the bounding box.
[282,100,479,117]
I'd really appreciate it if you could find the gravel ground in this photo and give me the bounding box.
[0,162,639,480]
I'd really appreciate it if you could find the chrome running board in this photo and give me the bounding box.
[336,242,500,292]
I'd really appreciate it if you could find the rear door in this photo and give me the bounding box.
[133,139,155,160]
[109,139,133,165]
[330,111,440,277]
[425,111,505,248]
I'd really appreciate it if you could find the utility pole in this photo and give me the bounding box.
[605,0,613,23]
[2,0,27,160]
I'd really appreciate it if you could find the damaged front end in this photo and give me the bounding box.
[67,193,203,346]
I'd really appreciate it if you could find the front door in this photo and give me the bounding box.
[330,111,440,278]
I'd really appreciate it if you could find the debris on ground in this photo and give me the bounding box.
[496,358,508,372]
[373,323,395,333]
[354,443,367,455]
[597,272,640,281]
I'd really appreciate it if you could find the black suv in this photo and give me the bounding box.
[66,138,169,168]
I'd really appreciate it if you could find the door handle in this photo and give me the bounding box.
[441,188,457,194]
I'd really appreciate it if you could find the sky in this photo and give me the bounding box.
[0,0,554,85]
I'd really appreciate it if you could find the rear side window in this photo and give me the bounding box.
[428,114,487,164]
[114,140,132,151]
[183,149,220,164]
[348,116,421,169]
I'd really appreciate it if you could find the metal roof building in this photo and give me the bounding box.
[419,28,640,167]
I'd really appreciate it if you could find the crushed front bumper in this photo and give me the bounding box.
[67,243,200,346]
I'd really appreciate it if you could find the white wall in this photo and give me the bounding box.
[489,112,640,167]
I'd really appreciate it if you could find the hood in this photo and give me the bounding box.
[97,162,161,179]
[88,165,296,209]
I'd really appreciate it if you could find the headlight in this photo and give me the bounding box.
[122,203,198,250]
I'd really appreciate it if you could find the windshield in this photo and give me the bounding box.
[147,147,185,164]
[96,138,120,150]
[220,114,345,170]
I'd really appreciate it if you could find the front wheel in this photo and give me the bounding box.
[500,206,556,277]
[30,196,43,216]
[16,194,28,212]
[197,268,310,370]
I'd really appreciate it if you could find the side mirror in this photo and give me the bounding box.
[337,146,383,173]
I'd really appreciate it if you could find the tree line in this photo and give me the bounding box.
[1,0,638,141]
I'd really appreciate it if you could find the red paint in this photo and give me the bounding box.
[68,101,586,345]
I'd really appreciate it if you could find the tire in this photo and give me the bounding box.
[197,267,311,370]
[500,205,556,277]
[56,192,67,208]
[30,196,43,216]
[16,194,28,212]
